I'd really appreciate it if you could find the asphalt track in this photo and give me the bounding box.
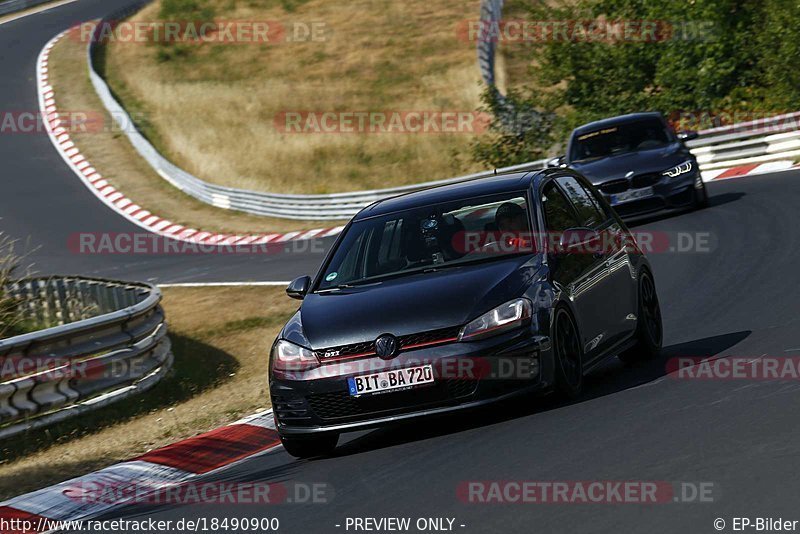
[4,1,800,533]
[0,0,332,283]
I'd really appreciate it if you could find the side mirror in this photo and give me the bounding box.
[547,155,566,168]
[286,276,311,300]
[558,227,602,256]
[677,131,699,142]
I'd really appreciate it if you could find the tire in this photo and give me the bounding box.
[619,270,663,364]
[553,306,584,398]
[693,179,709,209]
[280,433,339,459]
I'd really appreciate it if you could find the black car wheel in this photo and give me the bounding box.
[280,433,339,459]
[553,307,583,397]
[694,178,710,209]
[619,270,663,364]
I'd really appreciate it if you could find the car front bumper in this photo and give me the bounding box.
[270,331,554,436]
[605,172,702,218]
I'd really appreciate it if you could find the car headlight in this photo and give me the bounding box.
[272,339,319,372]
[662,160,694,178]
[459,298,532,341]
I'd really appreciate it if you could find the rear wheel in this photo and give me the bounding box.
[280,433,339,459]
[619,270,662,364]
[553,307,584,398]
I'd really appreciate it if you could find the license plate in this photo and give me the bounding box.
[611,186,654,205]
[347,365,434,397]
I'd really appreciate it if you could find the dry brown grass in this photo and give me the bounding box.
[102,0,485,194]
[48,34,338,234]
[0,286,297,500]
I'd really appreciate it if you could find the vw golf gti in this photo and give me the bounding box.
[269,168,663,458]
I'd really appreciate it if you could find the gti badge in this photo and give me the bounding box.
[375,334,399,360]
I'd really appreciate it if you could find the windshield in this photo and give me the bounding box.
[569,117,672,162]
[317,192,533,290]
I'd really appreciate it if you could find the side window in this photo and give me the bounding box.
[579,179,615,223]
[556,176,606,228]
[542,181,581,233]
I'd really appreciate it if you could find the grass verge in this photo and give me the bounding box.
[47,34,341,234]
[100,0,484,194]
[0,286,297,500]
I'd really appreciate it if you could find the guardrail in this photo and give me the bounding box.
[687,112,800,170]
[85,1,799,222]
[0,276,171,440]
[86,1,548,221]
[0,0,55,17]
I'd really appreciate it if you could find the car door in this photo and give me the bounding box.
[556,173,637,349]
[576,175,639,343]
[541,178,609,363]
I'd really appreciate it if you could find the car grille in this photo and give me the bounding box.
[306,379,479,421]
[399,326,461,350]
[598,179,630,194]
[316,325,462,362]
[631,173,662,189]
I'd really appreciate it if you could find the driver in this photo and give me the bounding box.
[490,202,531,253]
[495,202,527,232]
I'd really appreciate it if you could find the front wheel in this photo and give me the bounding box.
[693,178,709,209]
[553,307,584,398]
[280,433,339,459]
[619,270,663,364]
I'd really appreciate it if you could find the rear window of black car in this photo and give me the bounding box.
[569,117,672,162]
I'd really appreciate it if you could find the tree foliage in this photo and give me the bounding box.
[473,0,800,165]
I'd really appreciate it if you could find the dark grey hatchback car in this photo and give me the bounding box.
[269,168,663,458]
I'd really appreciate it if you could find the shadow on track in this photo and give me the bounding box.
[331,330,751,458]
[625,191,745,228]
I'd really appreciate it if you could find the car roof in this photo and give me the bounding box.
[571,112,665,138]
[354,170,540,220]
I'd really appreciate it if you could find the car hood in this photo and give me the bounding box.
[289,255,543,350]
[569,143,692,185]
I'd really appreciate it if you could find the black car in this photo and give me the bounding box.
[551,112,708,218]
[269,168,663,458]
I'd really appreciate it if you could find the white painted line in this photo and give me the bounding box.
[0,0,79,26]
[157,282,291,287]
